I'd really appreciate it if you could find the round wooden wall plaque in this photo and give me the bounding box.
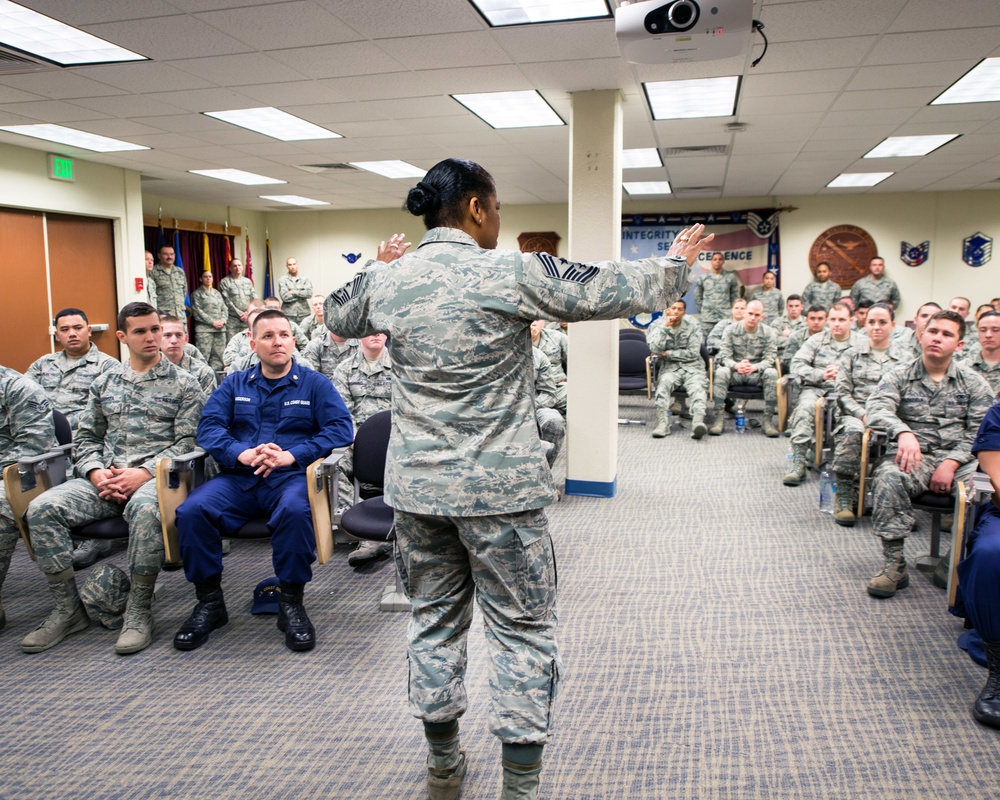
[808,225,878,290]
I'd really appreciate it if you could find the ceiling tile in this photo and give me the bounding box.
[73,62,217,94]
[378,31,513,70]
[865,28,1000,65]
[743,69,855,97]
[0,99,111,123]
[320,72,434,102]
[69,94,189,118]
[170,53,307,86]
[751,36,880,73]
[491,20,621,63]
[194,2,361,50]
[890,0,1000,31]
[760,0,908,42]
[23,0,178,25]
[831,87,938,111]
[232,81,352,107]
[0,70,126,100]
[314,0,484,38]
[84,15,253,60]
[145,87,263,113]
[268,42,408,79]
[848,61,977,91]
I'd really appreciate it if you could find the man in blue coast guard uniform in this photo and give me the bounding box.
[173,309,353,652]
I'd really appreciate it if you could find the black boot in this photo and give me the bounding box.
[277,584,315,652]
[173,583,228,651]
[973,639,1000,729]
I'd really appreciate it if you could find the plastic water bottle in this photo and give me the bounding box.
[819,467,836,514]
[735,403,746,434]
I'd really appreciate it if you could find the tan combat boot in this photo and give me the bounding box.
[762,414,780,438]
[708,405,725,436]
[115,573,156,655]
[691,414,707,440]
[782,444,809,486]
[833,475,856,527]
[21,568,90,653]
[651,408,671,438]
[501,759,542,800]
[426,725,466,800]
[867,539,909,598]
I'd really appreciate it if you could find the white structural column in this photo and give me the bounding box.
[565,89,623,498]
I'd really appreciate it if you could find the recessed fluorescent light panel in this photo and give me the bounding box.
[349,161,426,179]
[931,58,1000,105]
[0,0,146,65]
[203,107,341,141]
[643,76,740,120]
[189,169,285,186]
[827,172,893,188]
[469,0,611,27]
[452,90,564,129]
[260,195,330,206]
[624,181,672,195]
[622,148,663,169]
[863,134,959,158]
[0,123,149,152]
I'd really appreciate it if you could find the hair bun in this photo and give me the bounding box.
[405,181,441,217]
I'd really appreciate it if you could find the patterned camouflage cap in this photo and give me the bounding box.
[80,564,131,629]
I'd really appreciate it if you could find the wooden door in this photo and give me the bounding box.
[0,208,50,372]
[47,214,119,359]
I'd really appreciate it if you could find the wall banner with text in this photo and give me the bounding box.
[622,209,781,314]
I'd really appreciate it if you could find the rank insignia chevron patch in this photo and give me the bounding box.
[330,272,364,306]
[963,232,992,267]
[900,240,930,267]
[536,253,599,284]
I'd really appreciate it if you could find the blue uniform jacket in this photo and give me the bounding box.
[197,361,354,476]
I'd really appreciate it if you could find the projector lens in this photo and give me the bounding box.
[668,0,699,30]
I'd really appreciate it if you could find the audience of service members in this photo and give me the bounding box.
[1,247,998,735]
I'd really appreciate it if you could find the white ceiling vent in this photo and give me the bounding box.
[0,45,59,75]
[662,145,729,157]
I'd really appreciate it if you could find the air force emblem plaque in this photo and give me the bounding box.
[900,240,929,267]
[963,232,993,267]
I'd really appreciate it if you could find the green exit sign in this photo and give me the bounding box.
[48,154,75,182]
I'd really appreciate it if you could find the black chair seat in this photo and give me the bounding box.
[728,385,764,398]
[619,376,648,391]
[234,518,271,539]
[913,491,953,511]
[341,497,394,542]
[73,517,129,540]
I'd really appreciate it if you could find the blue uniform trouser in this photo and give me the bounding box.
[958,502,1000,644]
[176,470,315,586]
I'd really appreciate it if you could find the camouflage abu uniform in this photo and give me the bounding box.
[776,315,807,359]
[0,367,55,609]
[146,277,157,311]
[223,330,251,369]
[303,334,358,380]
[866,358,993,542]
[706,318,736,353]
[714,322,779,414]
[191,285,228,370]
[801,279,842,310]
[829,339,910,479]
[25,357,205,578]
[331,346,393,505]
[535,327,568,385]
[748,287,784,323]
[325,226,690,744]
[218,274,255,341]
[278,274,314,324]
[850,274,901,310]
[694,270,740,337]
[532,348,565,467]
[787,330,863,448]
[646,314,707,418]
[150,263,188,319]
[176,350,219,396]
[963,349,1000,397]
[26,343,120,429]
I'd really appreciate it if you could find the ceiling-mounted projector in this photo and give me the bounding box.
[616,0,753,64]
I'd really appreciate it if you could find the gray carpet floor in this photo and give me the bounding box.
[0,396,997,799]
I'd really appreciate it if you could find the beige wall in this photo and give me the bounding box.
[141,183,998,321]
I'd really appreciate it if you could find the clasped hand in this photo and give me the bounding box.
[238,443,295,477]
[90,467,151,503]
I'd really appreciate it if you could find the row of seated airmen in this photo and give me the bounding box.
[644,283,1000,730]
[0,296,571,658]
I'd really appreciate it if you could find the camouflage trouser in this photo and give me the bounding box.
[871,452,976,541]
[829,416,865,477]
[789,387,832,447]
[25,478,163,576]
[0,488,19,590]
[654,364,707,417]
[194,329,225,371]
[713,366,778,413]
[700,319,721,340]
[535,409,565,466]
[225,321,244,344]
[394,508,560,744]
